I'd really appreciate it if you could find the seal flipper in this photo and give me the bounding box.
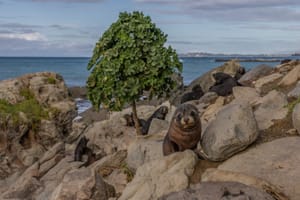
[163,135,179,156]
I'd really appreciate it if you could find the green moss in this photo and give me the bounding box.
[47,77,56,84]
[121,163,135,182]
[0,88,49,130]
[286,97,300,114]
[20,88,35,99]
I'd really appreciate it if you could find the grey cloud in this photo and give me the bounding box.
[49,24,71,30]
[169,40,211,45]
[136,0,300,9]
[0,22,42,29]
[0,22,43,36]
[0,30,14,34]
[28,0,104,3]
[0,37,93,56]
[240,24,300,32]
[136,0,300,22]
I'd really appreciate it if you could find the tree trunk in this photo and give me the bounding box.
[132,100,142,136]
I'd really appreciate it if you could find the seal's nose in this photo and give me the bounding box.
[184,117,189,123]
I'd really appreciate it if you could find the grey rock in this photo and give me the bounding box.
[198,91,218,104]
[201,103,259,161]
[1,162,41,199]
[254,90,288,130]
[66,121,89,143]
[200,96,225,132]
[159,182,275,200]
[35,156,82,200]
[254,73,283,91]
[219,137,300,200]
[279,64,300,86]
[288,81,300,99]
[202,169,289,200]
[148,119,169,135]
[231,86,261,105]
[49,167,115,200]
[292,103,300,134]
[239,64,273,86]
[119,150,198,200]
[126,132,165,170]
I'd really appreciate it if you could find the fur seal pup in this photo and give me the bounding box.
[73,136,98,167]
[74,136,89,161]
[163,104,201,156]
[180,84,204,104]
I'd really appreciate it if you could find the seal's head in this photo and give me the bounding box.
[212,72,232,85]
[173,104,200,130]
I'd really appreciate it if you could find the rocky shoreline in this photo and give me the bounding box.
[1,60,300,199]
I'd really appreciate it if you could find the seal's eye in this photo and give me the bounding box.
[176,113,182,121]
[190,110,197,117]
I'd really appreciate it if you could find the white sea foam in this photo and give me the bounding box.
[75,98,92,114]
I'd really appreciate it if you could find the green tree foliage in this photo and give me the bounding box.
[87,11,182,135]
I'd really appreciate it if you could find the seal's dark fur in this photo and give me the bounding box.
[163,104,201,156]
[180,84,204,104]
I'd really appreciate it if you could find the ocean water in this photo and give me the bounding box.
[0,56,298,87]
[1,56,297,115]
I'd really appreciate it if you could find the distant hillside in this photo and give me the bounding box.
[179,52,291,57]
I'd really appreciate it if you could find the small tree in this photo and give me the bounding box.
[87,11,182,135]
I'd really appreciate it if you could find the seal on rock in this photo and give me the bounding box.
[74,136,89,162]
[180,84,204,104]
[74,136,97,167]
[209,72,241,96]
[163,104,201,156]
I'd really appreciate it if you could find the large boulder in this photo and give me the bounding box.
[231,86,261,105]
[254,90,288,130]
[288,81,300,99]
[93,150,128,196]
[126,131,165,170]
[276,59,300,73]
[218,137,300,200]
[200,96,225,131]
[279,64,300,86]
[119,150,198,200]
[49,167,115,200]
[159,182,276,200]
[83,119,136,155]
[238,64,273,86]
[0,72,76,178]
[254,73,283,92]
[202,169,289,200]
[201,103,259,161]
[148,119,169,135]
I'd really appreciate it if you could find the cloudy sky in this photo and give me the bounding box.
[0,0,299,56]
